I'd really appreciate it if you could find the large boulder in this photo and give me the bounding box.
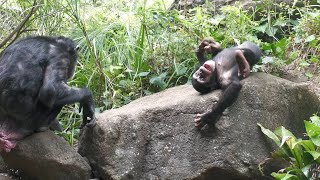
[78,73,320,179]
[1,131,92,180]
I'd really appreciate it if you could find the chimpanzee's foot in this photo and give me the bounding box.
[0,131,24,152]
[194,113,206,129]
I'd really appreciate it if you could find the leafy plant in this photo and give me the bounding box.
[258,115,320,179]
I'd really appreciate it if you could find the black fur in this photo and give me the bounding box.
[0,36,96,152]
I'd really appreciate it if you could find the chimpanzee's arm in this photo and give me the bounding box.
[235,50,250,78]
[52,84,95,128]
[39,58,95,127]
[195,50,207,65]
[195,69,242,128]
[196,39,222,65]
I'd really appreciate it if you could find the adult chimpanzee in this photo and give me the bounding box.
[192,38,261,129]
[0,36,96,152]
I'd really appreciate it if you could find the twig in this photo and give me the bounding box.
[0,0,38,49]
[0,0,9,7]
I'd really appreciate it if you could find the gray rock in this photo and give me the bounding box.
[0,156,7,173]
[0,173,14,180]
[1,131,92,180]
[79,73,320,180]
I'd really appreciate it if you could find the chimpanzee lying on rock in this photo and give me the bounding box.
[192,38,262,129]
[0,36,96,152]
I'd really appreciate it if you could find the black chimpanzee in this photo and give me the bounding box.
[192,38,261,129]
[0,36,96,152]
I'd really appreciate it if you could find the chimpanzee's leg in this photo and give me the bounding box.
[35,106,63,132]
[235,50,250,78]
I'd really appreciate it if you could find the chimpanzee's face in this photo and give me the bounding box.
[192,60,215,85]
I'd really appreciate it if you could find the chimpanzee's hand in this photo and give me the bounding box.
[198,40,211,52]
[194,113,206,129]
[238,67,250,78]
[194,111,218,129]
[198,38,220,54]
[79,99,96,128]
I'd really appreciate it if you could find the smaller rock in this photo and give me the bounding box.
[258,158,290,178]
[0,173,14,180]
[1,131,91,180]
[0,156,7,173]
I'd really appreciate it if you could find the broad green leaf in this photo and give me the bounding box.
[310,56,319,64]
[280,136,293,147]
[306,151,320,160]
[143,90,152,96]
[274,126,296,140]
[310,115,320,126]
[150,72,168,89]
[301,164,312,178]
[261,43,272,51]
[271,172,299,180]
[254,23,268,33]
[294,36,302,44]
[271,173,286,180]
[208,15,224,25]
[287,168,309,180]
[159,72,167,79]
[305,35,316,43]
[110,65,123,72]
[274,19,288,27]
[305,72,313,79]
[299,60,310,68]
[275,38,288,51]
[274,127,303,167]
[305,121,320,146]
[176,65,187,75]
[138,71,150,77]
[266,26,278,37]
[310,39,319,47]
[262,56,274,64]
[258,123,280,146]
[288,51,299,61]
[292,140,315,152]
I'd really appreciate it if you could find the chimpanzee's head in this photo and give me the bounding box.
[192,60,217,94]
[54,36,79,79]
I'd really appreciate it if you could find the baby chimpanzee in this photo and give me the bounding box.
[192,38,261,129]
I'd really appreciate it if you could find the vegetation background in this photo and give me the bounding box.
[0,0,319,179]
[0,0,319,144]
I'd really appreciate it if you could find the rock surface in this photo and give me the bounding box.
[78,73,320,179]
[1,131,92,180]
[0,173,14,180]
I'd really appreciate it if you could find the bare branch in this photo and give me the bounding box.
[0,0,38,49]
[1,0,9,7]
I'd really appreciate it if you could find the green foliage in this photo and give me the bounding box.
[258,115,320,179]
[255,1,320,76]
